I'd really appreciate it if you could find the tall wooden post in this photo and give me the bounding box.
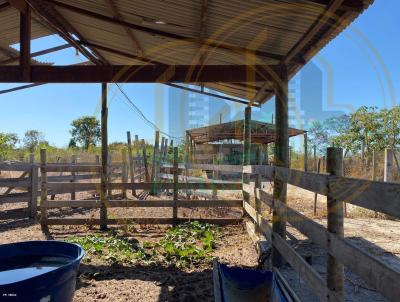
[71,155,77,200]
[40,149,47,227]
[127,131,136,196]
[173,147,178,223]
[141,139,150,182]
[255,146,262,213]
[121,148,128,198]
[100,83,108,230]
[372,150,376,181]
[242,106,252,210]
[384,148,393,182]
[272,65,289,267]
[29,153,38,219]
[314,145,317,171]
[160,137,165,162]
[20,4,31,82]
[150,131,160,195]
[134,134,141,182]
[304,132,308,171]
[326,147,344,299]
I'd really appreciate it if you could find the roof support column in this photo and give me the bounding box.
[272,65,289,267]
[19,4,31,82]
[100,83,108,230]
[242,106,252,210]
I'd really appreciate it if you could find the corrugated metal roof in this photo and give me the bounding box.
[0,0,374,104]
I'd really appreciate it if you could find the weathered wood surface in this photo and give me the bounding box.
[44,217,242,226]
[0,162,34,171]
[242,165,274,180]
[42,199,243,208]
[45,164,101,172]
[186,164,243,173]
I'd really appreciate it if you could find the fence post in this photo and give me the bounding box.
[304,132,308,171]
[142,139,150,182]
[127,132,136,196]
[121,148,128,198]
[107,154,112,197]
[326,147,344,300]
[173,147,178,223]
[242,106,251,213]
[135,135,141,182]
[313,145,317,171]
[40,149,47,227]
[29,153,38,219]
[150,131,160,195]
[71,155,77,200]
[100,82,108,231]
[384,148,393,182]
[255,146,262,214]
[313,158,321,217]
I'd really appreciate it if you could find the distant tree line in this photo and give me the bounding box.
[308,106,400,157]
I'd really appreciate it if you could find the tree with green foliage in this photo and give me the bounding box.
[69,116,101,150]
[0,132,19,158]
[23,130,46,152]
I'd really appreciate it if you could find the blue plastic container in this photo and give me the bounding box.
[0,241,84,302]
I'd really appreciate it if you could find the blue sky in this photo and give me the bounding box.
[0,0,398,147]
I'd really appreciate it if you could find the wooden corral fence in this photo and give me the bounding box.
[0,160,38,219]
[242,147,400,302]
[39,146,242,227]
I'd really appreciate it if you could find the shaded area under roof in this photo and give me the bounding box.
[187,120,306,144]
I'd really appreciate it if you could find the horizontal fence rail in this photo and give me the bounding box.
[242,161,400,302]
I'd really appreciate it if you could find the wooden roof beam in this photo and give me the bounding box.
[0,2,10,11]
[0,65,281,83]
[103,0,144,57]
[304,0,365,11]
[19,3,31,81]
[40,0,303,64]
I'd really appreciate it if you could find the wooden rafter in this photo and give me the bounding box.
[19,3,31,81]
[0,65,280,83]
[0,2,10,11]
[103,0,144,57]
[305,0,365,11]
[0,44,70,64]
[40,0,299,64]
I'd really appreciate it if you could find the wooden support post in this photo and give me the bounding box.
[100,83,108,230]
[160,137,165,163]
[304,132,308,171]
[142,139,150,182]
[265,143,269,165]
[242,106,252,211]
[126,131,136,195]
[173,147,178,223]
[326,147,344,299]
[29,153,38,218]
[313,158,321,216]
[272,65,288,268]
[372,150,376,181]
[71,155,77,200]
[121,148,128,198]
[314,145,317,171]
[134,134,141,182]
[255,146,262,214]
[20,4,31,82]
[384,148,393,182]
[40,149,47,227]
[150,131,160,195]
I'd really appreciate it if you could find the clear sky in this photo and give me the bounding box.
[0,0,398,147]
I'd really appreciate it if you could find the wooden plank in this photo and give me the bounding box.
[40,149,47,226]
[272,233,329,302]
[243,201,272,240]
[0,180,31,187]
[242,165,274,180]
[328,234,400,302]
[30,165,38,218]
[275,167,328,195]
[0,162,33,171]
[43,199,243,208]
[186,164,243,173]
[45,164,100,172]
[329,177,400,218]
[0,208,29,220]
[45,217,242,226]
[127,131,136,196]
[0,195,31,203]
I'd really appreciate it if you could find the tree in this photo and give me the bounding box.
[0,132,19,158]
[69,116,101,150]
[307,120,329,154]
[23,130,46,152]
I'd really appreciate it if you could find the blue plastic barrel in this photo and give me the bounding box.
[0,241,84,302]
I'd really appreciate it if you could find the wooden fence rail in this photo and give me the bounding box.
[242,147,400,302]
